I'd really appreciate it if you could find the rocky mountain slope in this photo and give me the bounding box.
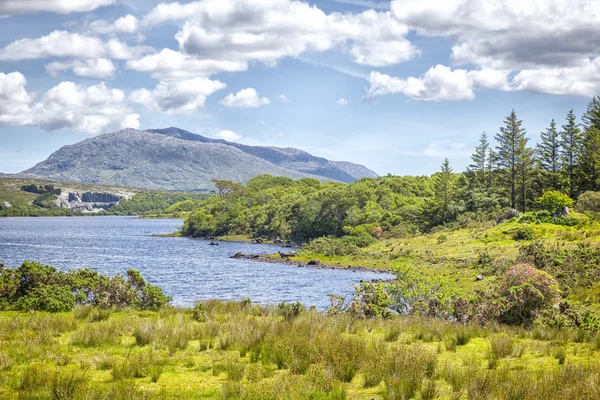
[147,127,378,182]
[21,128,377,191]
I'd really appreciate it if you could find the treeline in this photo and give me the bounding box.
[182,97,600,241]
[444,96,600,224]
[105,192,207,216]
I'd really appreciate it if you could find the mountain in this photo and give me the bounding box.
[21,128,378,191]
[147,127,378,182]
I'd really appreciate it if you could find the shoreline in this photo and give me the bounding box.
[230,252,395,275]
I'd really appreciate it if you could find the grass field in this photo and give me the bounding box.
[290,216,600,296]
[1,301,600,399]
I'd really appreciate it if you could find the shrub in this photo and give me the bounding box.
[0,261,171,312]
[499,264,561,325]
[537,190,574,213]
[577,191,600,214]
[513,227,534,241]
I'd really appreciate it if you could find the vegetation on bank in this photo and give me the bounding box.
[1,301,600,399]
[0,177,206,217]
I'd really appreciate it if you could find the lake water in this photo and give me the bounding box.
[0,217,392,308]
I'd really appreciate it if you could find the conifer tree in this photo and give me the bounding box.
[560,110,583,197]
[516,135,535,213]
[582,96,600,132]
[495,110,528,210]
[467,132,490,187]
[435,158,455,216]
[579,127,600,192]
[536,119,561,190]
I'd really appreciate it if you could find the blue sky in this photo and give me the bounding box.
[0,0,597,175]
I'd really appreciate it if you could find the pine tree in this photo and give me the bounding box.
[578,127,600,192]
[582,96,600,132]
[435,158,454,216]
[536,119,561,190]
[516,136,535,213]
[560,110,583,197]
[495,110,528,210]
[467,132,490,187]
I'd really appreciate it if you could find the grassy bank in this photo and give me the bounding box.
[1,301,599,399]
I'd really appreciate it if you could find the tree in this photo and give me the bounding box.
[434,158,455,221]
[536,119,561,190]
[582,96,600,132]
[578,127,600,192]
[537,190,573,214]
[516,135,535,213]
[468,132,490,187]
[495,110,528,210]
[560,110,583,197]
[210,179,245,198]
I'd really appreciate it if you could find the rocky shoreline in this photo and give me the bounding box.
[231,252,394,276]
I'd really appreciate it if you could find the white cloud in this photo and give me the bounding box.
[89,15,139,35]
[278,94,291,103]
[126,48,247,80]
[0,72,33,125]
[141,0,417,68]
[129,78,226,115]
[0,31,152,61]
[217,130,242,142]
[337,98,348,105]
[366,65,509,101]
[220,88,270,109]
[0,0,113,15]
[45,58,118,79]
[401,140,471,158]
[0,72,139,134]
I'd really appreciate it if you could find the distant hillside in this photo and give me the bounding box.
[21,128,378,191]
[147,128,378,182]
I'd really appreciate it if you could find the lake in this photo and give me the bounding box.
[0,216,392,308]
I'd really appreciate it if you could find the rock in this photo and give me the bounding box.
[209,241,219,246]
[554,206,571,218]
[253,238,264,244]
[496,209,521,224]
[278,251,296,258]
[476,275,485,281]
[307,260,321,266]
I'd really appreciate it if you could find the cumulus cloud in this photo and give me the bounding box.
[220,88,270,109]
[0,31,152,61]
[278,94,291,103]
[366,65,510,101]
[0,72,139,134]
[217,130,242,142]
[45,58,118,79]
[0,72,34,125]
[337,98,348,105]
[129,78,226,115]
[89,15,139,35]
[0,0,113,15]
[126,48,247,80]
[140,0,416,69]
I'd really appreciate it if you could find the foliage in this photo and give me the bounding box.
[537,190,574,213]
[106,192,206,216]
[498,264,561,325]
[577,191,600,214]
[0,261,171,312]
[350,282,392,318]
[513,227,535,240]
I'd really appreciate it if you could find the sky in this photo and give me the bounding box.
[0,0,597,176]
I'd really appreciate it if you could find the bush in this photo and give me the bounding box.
[577,191,600,214]
[0,261,171,312]
[537,190,573,213]
[499,264,561,325]
[513,227,534,241]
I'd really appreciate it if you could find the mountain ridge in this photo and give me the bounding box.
[21,128,378,191]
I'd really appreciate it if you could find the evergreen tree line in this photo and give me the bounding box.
[433,96,600,224]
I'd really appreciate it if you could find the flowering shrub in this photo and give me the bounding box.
[499,263,561,325]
